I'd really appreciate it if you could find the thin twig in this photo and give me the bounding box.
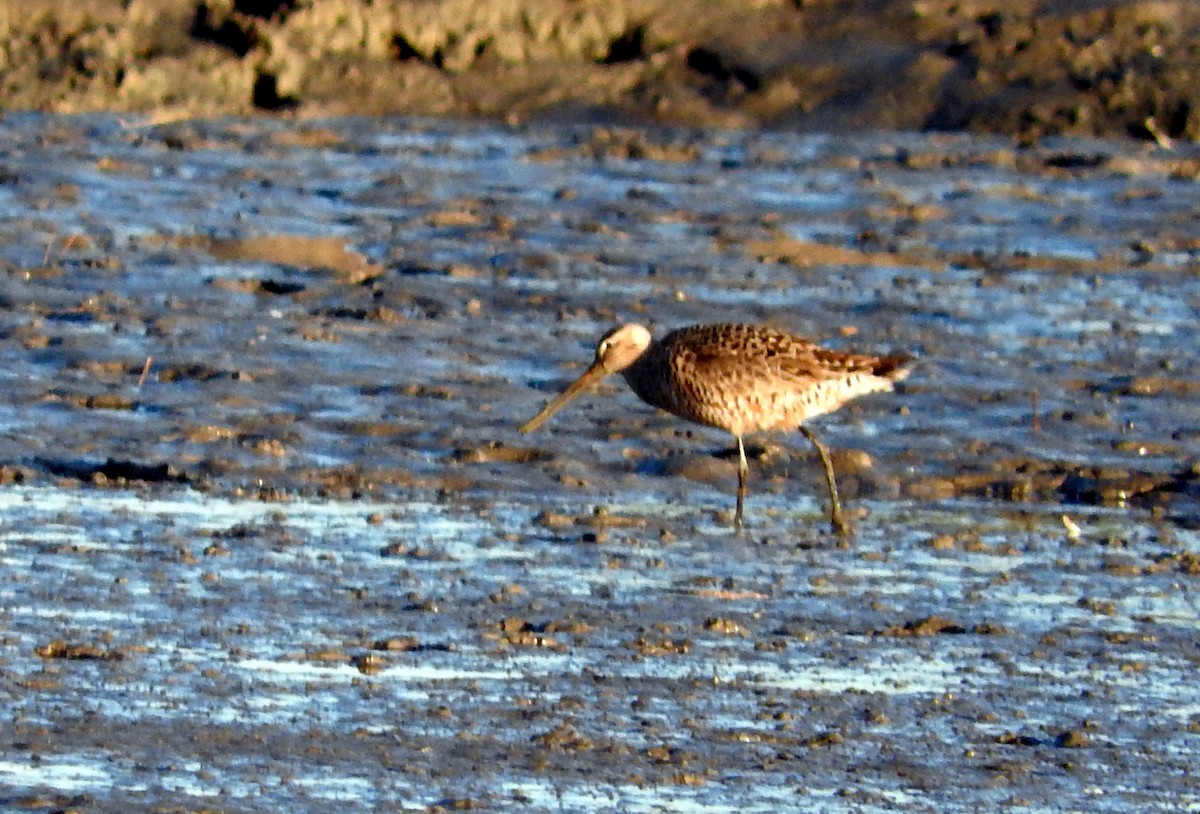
[1143,116,1173,150]
[42,233,83,267]
[137,356,154,389]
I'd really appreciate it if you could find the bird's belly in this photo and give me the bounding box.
[674,377,889,436]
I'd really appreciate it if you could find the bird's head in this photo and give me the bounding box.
[519,323,653,433]
[594,323,652,373]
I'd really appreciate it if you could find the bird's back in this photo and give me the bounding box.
[623,323,909,435]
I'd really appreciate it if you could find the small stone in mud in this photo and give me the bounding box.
[493,617,561,649]
[661,454,735,486]
[373,636,420,651]
[806,731,845,748]
[629,636,692,656]
[400,545,454,561]
[532,723,593,752]
[1102,557,1143,577]
[428,797,483,810]
[1165,551,1200,576]
[245,437,287,457]
[77,393,136,410]
[353,652,384,675]
[877,615,968,636]
[0,465,31,484]
[754,639,788,652]
[1054,729,1089,748]
[926,533,958,550]
[973,622,1010,636]
[1077,597,1118,616]
[532,510,575,529]
[306,648,348,663]
[498,617,528,634]
[831,448,875,476]
[489,583,527,604]
[702,617,747,636]
[379,540,408,556]
[645,744,694,765]
[453,442,541,464]
[35,640,121,661]
[998,731,1045,748]
[864,708,890,725]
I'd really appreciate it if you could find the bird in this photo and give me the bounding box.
[519,322,910,533]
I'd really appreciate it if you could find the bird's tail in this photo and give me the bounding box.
[873,354,913,384]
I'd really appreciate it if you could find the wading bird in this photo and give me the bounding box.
[520,323,909,533]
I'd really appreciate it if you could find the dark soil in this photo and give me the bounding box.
[3,0,1199,142]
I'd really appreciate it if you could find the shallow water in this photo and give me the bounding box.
[0,115,1198,811]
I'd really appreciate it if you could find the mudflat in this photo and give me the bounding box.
[0,115,1197,811]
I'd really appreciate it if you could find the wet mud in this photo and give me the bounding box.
[0,115,1198,811]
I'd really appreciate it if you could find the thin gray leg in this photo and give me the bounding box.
[800,426,849,535]
[735,435,747,531]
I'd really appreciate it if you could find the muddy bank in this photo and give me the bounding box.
[0,116,1197,517]
[3,0,1200,142]
[0,115,1198,811]
[2,492,1198,813]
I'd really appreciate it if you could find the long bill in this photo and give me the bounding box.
[519,361,610,434]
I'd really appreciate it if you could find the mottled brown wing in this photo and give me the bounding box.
[666,324,837,392]
[667,323,908,392]
[647,324,908,432]
[776,345,902,382]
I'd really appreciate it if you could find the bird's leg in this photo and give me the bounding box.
[799,426,849,535]
[735,435,747,531]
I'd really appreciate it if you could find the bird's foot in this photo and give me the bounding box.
[827,496,858,537]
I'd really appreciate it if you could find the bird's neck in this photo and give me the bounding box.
[621,349,674,414]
